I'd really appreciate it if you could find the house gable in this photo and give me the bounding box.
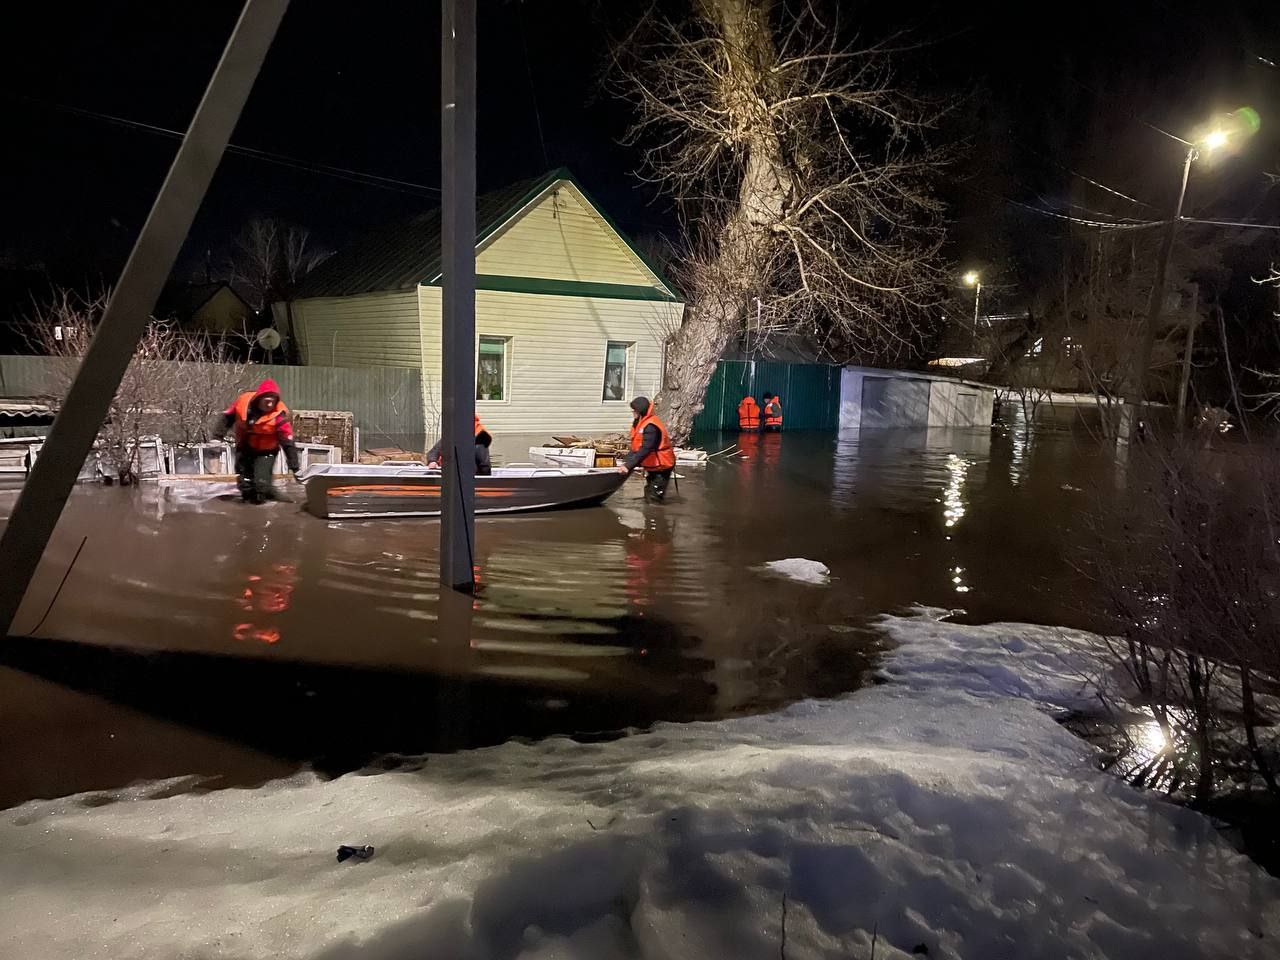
[469,180,675,300]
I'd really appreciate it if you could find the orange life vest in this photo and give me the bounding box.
[474,415,486,438]
[231,391,291,452]
[630,411,676,471]
[737,396,760,430]
[764,396,783,428]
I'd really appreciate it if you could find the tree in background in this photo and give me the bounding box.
[227,219,330,363]
[27,289,245,484]
[612,0,949,438]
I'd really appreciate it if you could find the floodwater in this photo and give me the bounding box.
[0,409,1121,806]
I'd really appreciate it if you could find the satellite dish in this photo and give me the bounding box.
[256,327,282,351]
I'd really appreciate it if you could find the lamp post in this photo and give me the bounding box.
[963,270,981,349]
[1133,122,1239,421]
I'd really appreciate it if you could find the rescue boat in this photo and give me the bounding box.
[298,463,629,519]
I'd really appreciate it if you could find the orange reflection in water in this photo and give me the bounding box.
[232,562,296,645]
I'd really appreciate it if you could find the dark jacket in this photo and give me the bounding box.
[623,423,664,472]
[426,438,492,476]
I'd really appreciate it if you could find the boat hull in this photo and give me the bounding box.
[300,464,628,519]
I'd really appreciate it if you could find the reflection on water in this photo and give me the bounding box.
[0,408,1121,802]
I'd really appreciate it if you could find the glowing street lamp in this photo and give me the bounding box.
[962,270,982,344]
[1201,128,1230,152]
[1135,109,1260,420]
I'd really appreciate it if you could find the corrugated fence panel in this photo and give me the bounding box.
[251,364,424,447]
[0,356,424,449]
[693,359,841,431]
[784,363,838,430]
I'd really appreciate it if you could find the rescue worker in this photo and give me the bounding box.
[221,378,300,504]
[762,392,784,431]
[619,396,676,503]
[426,415,492,476]
[737,395,761,431]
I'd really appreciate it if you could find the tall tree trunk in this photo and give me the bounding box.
[656,0,789,441]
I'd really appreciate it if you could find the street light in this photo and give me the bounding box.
[962,270,981,346]
[1134,112,1259,419]
[1202,128,1230,152]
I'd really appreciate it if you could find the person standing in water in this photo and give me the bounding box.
[619,396,676,504]
[221,378,301,504]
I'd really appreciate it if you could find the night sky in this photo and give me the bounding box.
[1,1,1278,315]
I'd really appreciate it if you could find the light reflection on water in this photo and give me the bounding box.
[2,412,1116,729]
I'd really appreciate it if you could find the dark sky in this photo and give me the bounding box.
[1,1,1278,298]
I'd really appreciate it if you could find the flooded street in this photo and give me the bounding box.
[0,411,1118,806]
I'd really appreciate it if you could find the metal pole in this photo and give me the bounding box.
[1133,146,1195,421]
[440,0,477,592]
[0,0,290,636]
[1175,283,1199,433]
[971,281,982,350]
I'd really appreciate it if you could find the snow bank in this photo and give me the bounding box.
[757,558,831,585]
[875,606,1122,714]
[5,613,1278,960]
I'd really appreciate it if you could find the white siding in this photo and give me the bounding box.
[419,286,682,437]
[292,291,421,368]
[476,184,666,290]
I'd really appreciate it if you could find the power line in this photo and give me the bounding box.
[517,1,550,169]
[1180,216,1280,231]
[10,94,442,197]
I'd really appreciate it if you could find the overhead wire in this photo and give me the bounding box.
[9,94,443,197]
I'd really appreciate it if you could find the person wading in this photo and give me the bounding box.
[737,395,761,431]
[762,392,784,431]
[619,396,676,503]
[221,379,300,504]
[427,415,493,476]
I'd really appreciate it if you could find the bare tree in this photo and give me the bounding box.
[1082,438,1280,806]
[1243,264,1280,419]
[227,218,329,313]
[612,0,950,438]
[28,289,247,483]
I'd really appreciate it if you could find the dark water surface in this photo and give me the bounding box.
[0,412,1119,806]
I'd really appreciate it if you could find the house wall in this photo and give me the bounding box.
[192,286,251,334]
[292,291,421,368]
[419,285,679,438]
[475,185,662,288]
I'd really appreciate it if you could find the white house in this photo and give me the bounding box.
[286,169,683,440]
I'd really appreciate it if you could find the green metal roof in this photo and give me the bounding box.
[295,168,678,300]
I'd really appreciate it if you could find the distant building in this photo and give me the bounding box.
[160,282,252,335]
[287,168,683,437]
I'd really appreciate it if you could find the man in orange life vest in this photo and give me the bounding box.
[762,392,784,431]
[221,379,300,504]
[426,415,493,475]
[619,396,676,503]
[737,395,761,431]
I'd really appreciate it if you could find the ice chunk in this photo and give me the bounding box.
[758,558,830,584]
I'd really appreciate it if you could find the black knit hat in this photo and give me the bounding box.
[629,396,650,415]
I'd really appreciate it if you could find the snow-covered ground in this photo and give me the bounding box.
[2,610,1277,959]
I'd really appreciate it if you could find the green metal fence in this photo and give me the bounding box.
[691,359,843,431]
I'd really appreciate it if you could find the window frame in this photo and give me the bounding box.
[475,334,513,404]
[601,340,634,403]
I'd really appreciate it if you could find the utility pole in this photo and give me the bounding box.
[1175,283,1200,433]
[0,0,290,637]
[1133,146,1195,421]
[439,0,477,593]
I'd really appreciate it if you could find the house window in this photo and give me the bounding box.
[477,336,510,401]
[602,341,633,401]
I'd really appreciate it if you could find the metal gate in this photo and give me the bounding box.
[691,360,842,431]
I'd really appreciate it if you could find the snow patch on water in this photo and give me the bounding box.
[2,611,1277,959]
[875,605,1122,715]
[758,558,831,584]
